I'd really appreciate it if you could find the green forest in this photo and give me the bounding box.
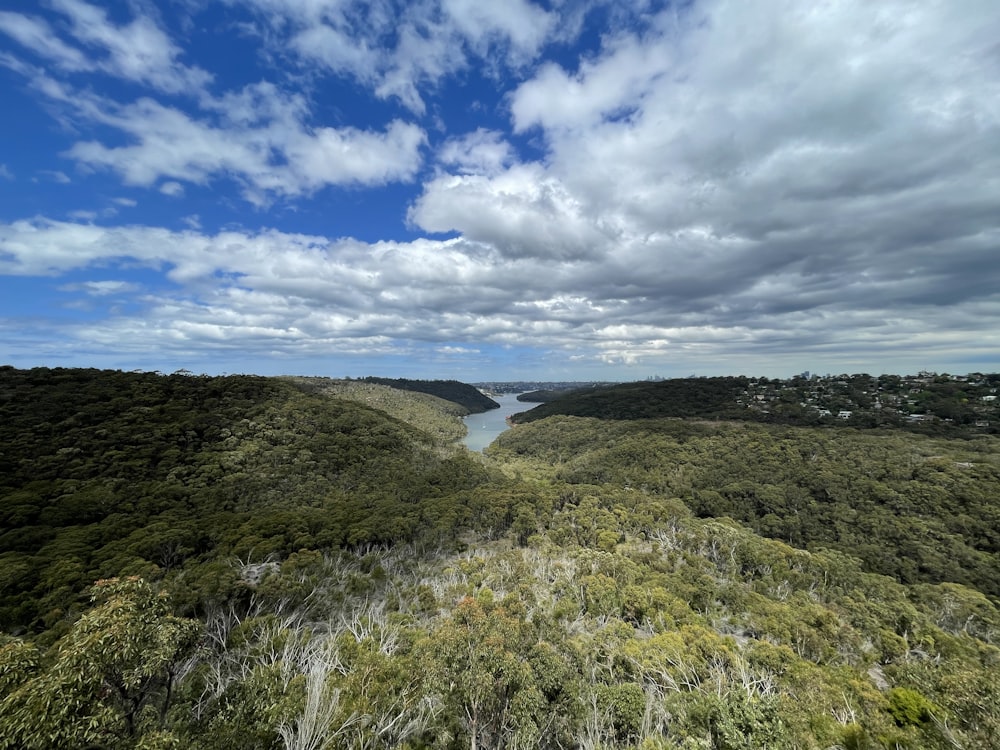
[2,366,999,749]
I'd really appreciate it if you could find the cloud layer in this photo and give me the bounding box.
[1,0,999,377]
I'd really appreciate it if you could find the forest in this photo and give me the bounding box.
[1,366,999,750]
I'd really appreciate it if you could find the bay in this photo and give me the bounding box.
[461,393,535,452]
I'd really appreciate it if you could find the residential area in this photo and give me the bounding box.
[736,371,1000,431]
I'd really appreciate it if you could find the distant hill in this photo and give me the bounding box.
[516,387,590,403]
[361,377,499,413]
[512,377,750,422]
[283,376,469,443]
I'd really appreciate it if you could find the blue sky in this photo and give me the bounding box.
[1,0,999,381]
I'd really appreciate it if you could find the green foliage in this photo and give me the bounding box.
[420,595,547,749]
[3,367,1000,750]
[0,368,505,631]
[492,415,1000,598]
[511,377,751,423]
[284,376,471,443]
[0,577,200,749]
[360,376,500,413]
[886,687,936,727]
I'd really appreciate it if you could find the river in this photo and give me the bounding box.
[461,393,536,452]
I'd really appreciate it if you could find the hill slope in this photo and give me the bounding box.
[0,367,495,633]
[491,415,1000,599]
[512,377,750,422]
[361,376,499,413]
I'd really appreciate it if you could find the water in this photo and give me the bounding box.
[461,393,536,452]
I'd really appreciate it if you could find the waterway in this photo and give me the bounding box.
[461,393,536,452]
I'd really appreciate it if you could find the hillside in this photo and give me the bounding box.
[1,367,999,750]
[491,416,1000,598]
[511,374,1000,435]
[0,367,497,634]
[512,378,751,422]
[282,376,469,443]
[361,376,500,413]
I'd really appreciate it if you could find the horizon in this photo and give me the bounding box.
[4,362,994,385]
[2,1,999,381]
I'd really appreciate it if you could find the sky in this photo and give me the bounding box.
[1,0,999,382]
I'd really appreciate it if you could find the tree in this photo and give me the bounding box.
[0,577,201,749]
[422,595,544,750]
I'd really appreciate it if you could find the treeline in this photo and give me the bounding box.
[510,375,999,435]
[360,376,499,413]
[517,387,590,403]
[282,376,470,443]
[512,378,750,422]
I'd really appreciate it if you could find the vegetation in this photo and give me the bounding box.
[282,377,469,443]
[511,378,750,422]
[511,374,1000,435]
[359,377,499,414]
[491,417,1000,598]
[2,366,999,749]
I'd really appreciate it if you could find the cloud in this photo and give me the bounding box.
[49,83,426,202]
[237,0,556,112]
[2,5,427,204]
[59,279,140,296]
[437,129,514,175]
[0,1,211,93]
[0,10,91,71]
[2,1,1000,376]
[0,164,12,180]
[38,170,71,184]
[409,163,618,260]
[1,214,998,374]
[159,181,184,197]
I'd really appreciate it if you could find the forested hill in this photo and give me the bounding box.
[0,366,499,632]
[512,377,750,422]
[361,376,499,413]
[511,374,1000,435]
[282,376,470,443]
[491,416,1000,599]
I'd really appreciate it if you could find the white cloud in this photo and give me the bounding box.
[38,170,71,184]
[51,84,426,201]
[60,279,140,296]
[442,0,553,62]
[0,164,12,180]
[437,129,514,175]
[2,1,1000,376]
[409,164,618,260]
[239,0,556,112]
[2,214,998,375]
[0,11,90,71]
[160,181,184,197]
[0,2,210,94]
[52,0,210,93]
